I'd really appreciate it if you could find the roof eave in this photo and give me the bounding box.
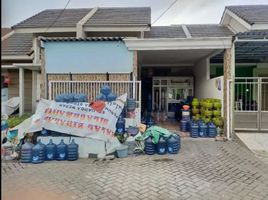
[124,37,233,50]
[1,55,33,60]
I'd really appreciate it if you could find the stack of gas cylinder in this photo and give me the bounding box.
[144,134,181,155]
[190,120,217,138]
[20,138,79,164]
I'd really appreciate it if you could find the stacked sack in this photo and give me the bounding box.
[96,85,117,102]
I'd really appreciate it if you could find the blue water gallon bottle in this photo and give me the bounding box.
[56,139,67,161]
[21,140,34,163]
[32,139,45,164]
[156,136,167,155]
[207,122,217,138]
[167,134,180,154]
[46,139,56,161]
[144,137,156,155]
[190,121,199,138]
[116,115,125,134]
[67,139,79,161]
[199,122,207,137]
[180,119,189,132]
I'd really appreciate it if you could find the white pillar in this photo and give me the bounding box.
[19,68,25,116]
[32,70,38,112]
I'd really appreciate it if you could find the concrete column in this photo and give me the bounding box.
[33,37,40,64]
[32,70,38,112]
[133,51,138,80]
[40,48,46,99]
[76,7,98,38]
[19,68,25,116]
[223,47,235,138]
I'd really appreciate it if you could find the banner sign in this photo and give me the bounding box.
[29,94,127,141]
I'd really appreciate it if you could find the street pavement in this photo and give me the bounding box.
[2,138,268,200]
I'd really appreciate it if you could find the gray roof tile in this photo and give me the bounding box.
[1,33,33,56]
[84,7,151,26]
[144,26,186,38]
[12,7,151,29]
[13,9,91,28]
[227,5,268,25]
[186,24,234,38]
[145,25,233,38]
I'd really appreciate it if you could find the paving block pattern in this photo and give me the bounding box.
[2,139,268,200]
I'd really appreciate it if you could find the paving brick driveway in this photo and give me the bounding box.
[2,138,268,200]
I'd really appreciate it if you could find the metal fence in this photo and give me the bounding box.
[234,77,268,131]
[48,80,142,110]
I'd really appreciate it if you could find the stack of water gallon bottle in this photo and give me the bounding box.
[190,120,217,138]
[180,105,217,138]
[144,134,181,155]
[96,85,117,102]
[180,105,191,132]
[20,138,79,164]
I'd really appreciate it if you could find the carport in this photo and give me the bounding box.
[232,30,268,132]
[124,25,234,134]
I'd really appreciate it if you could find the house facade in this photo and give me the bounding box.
[1,5,268,136]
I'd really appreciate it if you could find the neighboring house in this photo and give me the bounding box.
[1,5,268,135]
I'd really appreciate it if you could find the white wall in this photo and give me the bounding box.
[44,41,133,73]
[193,58,224,114]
